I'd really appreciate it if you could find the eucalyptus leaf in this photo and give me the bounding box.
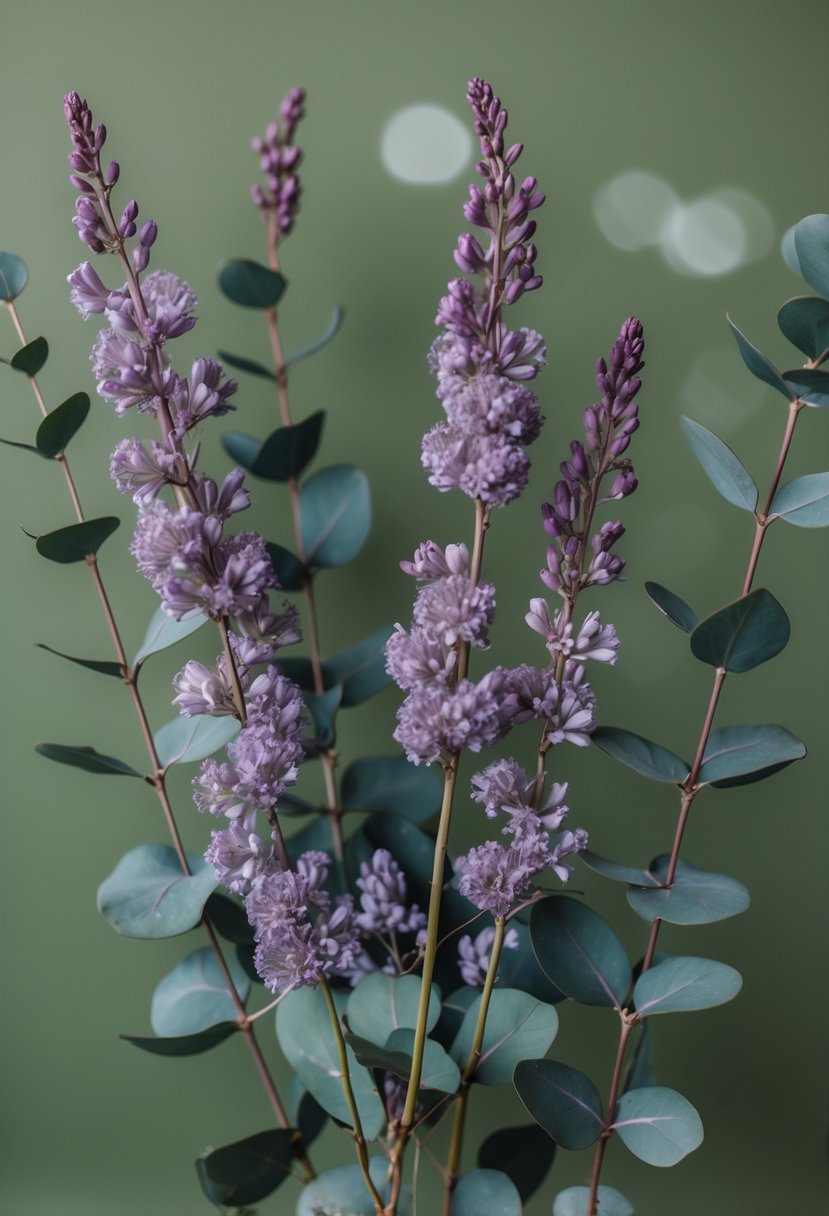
[216,349,276,381]
[299,463,371,568]
[580,851,652,886]
[771,472,829,526]
[35,392,90,457]
[644,581,698,632]
[477,1123,554,1204]
[793,213,829,301]
[0,435,48,457]
[698,723,805,785]
[35,516,120,563]
[0,251,28,300]
[133,605,207,666]
[221,430,261,473]
[203,893,254,944]
[35,643,122,678]
[513,1059,604,1149]
[783,368,829,407]
[346,972,440,1044]
[451,1169,522,1216]
[781,226,801,276]
[196,1128,297,1208]
[34,742,142,778]
[121,1023,237,1056]
[291,1080,328,1152]
[690,588,789,672]
[285,305,345,369]
[624,1023,657,1092]
[153,714,241,767]
[553,1186,634,1216]
[531,896,631,1008]
[451,987,559,1084]
[217,258,286,308]
[296,1160,410,1216]
[612,1086,703,1166]
[777,295,829,359]
[727,316,794,400]
[304,686,342,748]
[680,416,758,512]
[265,540,306,590]
[357,812,450,900]
[10,336,48,376]
[634,956,742,1017]
[326,625,394,706]
[627,856,750,925]
[97,843,219,938]
[347,1030,460,1093]
[591,726,689,784]
[251,411,325,481]
[341,755,442,823]
[151,946,250,1036]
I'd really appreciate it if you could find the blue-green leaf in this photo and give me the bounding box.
[151,946,250,1036]
[580,851,652,886]
[216,349,275,381]
[265,541,306,590]
[204,893,254,945]
[451,1170,522,1216]
[553,1186,634,1216]
[451,988,558,1085]
[35,643,122,678]
[783,368,829,407]
[35,742,142,778]
[304,686,341,749]
[612,1086,703,1166]
[97,844,219,938]
[513,1059,604,1149]
[346,972,441,1045]
[727,317,794,400]
[0,251,28,300]
[698,723,805,785]
[478,1124,554,1204]
[133,605,207,667]
[624,1023,657,1092]
[771,472,829,526]
[35,516,120,563]
[680,416,758,512]
[154,714,241,767]
[10,336,47,376]
[346,1029,460,1093]
[291,1079,328,1152]
[531,897,630,1008]
[793,214,829,301]
[777,295,829,359]
[297,1161,410,1216]
[341,755,442,823]
[223,412,325,482]
[634,956,742,1017]
[644,581,698,632]
[196,1129,297,1207]
[627,856,750,926]
[690,588,789,672]
[285,305,345,369]
[299,463,371,568]
[217,258,286,308]
[35,392,89,456]
[121,1023,237,1056]
[221,430,261,473]
[592,726,690,784]
[326,625,394,706]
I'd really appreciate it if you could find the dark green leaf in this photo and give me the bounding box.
[97,844,219,938]
[0,251,28,300]
[196,1128,297,1207]
[580,851,652,886]
[553,1186,634,1216]
[680,416,758,512]
[154,714,241,767]
[627,856,750,925]
[11,336,48,376]
[265,541,306,591]
[514,1059,604,1149]
[690,588,789,672]
[644,581,698,632]
[326,625,394,706]
[204,893,254,944]
[276,656,317,691]
[254,412,326,481]
[35,392,89,456]
[286,305,345,369]
[347,1029,461,1093]
[612,1086,703,1166]
[304,686,342,748]
[216,349,275,380]
[35,742,142,778]
[592,726,690,784]
[35,516,120,563]
[478,1124,555,1204]
[698,723,805,785]
[771,472,829,526]
[777,295,829,359]
[634,956,742,1017]
[297,1161,409,1216]
[218,258,286,308]
[341,755,442,823]
[121,1023,237,1056]
[0,435,48,458]
[133,605,207,666]
[346,972,440,1044]
[35,643,122,678]
[451,1170,522,1216]
[782,368,829,407]
[151,946,250,1036]
[727,316,794,400]
[793,214,829,301]
[220,430,261,473]
[291,1080,328,1152]
[450,988,558,1085]
[299,463,371,568]
[531,897,631,1008]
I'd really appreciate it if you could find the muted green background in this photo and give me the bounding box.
[1,1,827,1213]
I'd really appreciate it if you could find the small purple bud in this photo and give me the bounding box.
[140,220,158,248]
[94,123,106,151]
[133,246,150,273]
[504,280,525,305]
[107,160,120,185]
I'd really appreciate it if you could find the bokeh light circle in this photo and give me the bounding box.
[381,104,472,185]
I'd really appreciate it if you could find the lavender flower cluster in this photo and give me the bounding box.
[250,86,306,241]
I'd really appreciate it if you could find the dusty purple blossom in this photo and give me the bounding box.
[205,814,273,894]
[251,87,306,240]
[470,758,534,817]
[385,625,456,691]
[525,602,620,665]
[235,596,302,654]
[68,261,110,317]
[457,924,519,986]
[399,540,470,581]
[355,849,426,935]
[504,663,596,746]
[421,423,531,506]
[109,436,181,500]
[412,575,496,649]
[393,669,507,766]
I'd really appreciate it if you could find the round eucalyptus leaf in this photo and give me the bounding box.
[385,1029,461,1093]
[97,843,219,938]
[777,295,829,359]
[11,336,48,376]
[634,956,742,1017]
[680,416,758,512]
[612,1085,703,1166]
[341,754,442,822]
[477,1123,554,1203]
[35,392,90,457]
[0,251,28,300]
[346,972,440,1044]
[783,367,829,407]
[250,411,325,481]
[553,1185,633,1216]
[451,1169,522,1216]
[727,316,793,400]
[793,213,829,301]
[196,1128,297,1207]
[450,988,558,1085]
[264,540,306,590]
[591,726,689,784]
[513,1059,604,1149]
[35,741,142,777]
[531,896,631,1008]
[120,1023,237,1056]
[627,856,750,925]
[133,604,207,667]
[644,581,698,632]
[690,587,789,672]
[151,946,250,1036]
[203,892,254,944]
[698,723,805,785]
[35,643,122,678]
[771,472,829,526]
[299,463,371,568]
[217,348,275,381]
[217,258,286,308]
[153,713,241,767]
[297,1159,410,1216]
[35,516,120,563]
[286,304,345,369]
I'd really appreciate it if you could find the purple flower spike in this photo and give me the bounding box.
[251,87,307,242]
